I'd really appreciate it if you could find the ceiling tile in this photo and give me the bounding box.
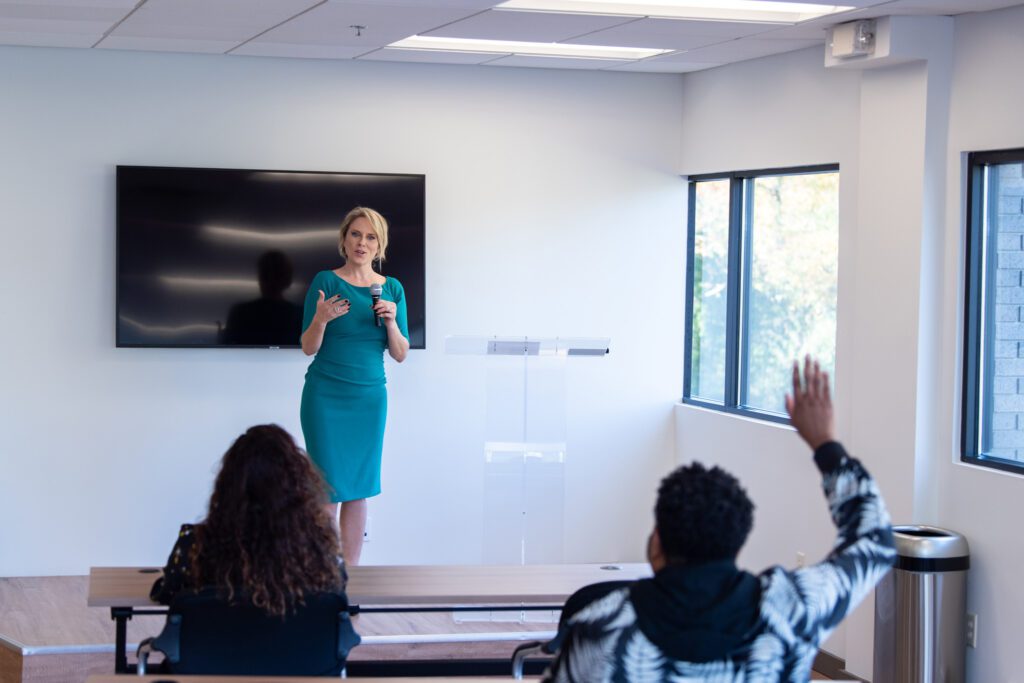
[717,3,915,41]
[328,0,500,7]
[230,41,367,58]
[110,0,322,41]
[97,35,240,53]
[563,16,778,50]
[569,30,724,50]
[251,2,480,46]
[0,0,129,35]
[423,8,634,42]
[881,0,1024,13]
[0,28,100,47]
[746,10,852,40]
[754,23,830,40]
[606,58,719,72]
[0,17,116,33]
[661,37,822,63]
[486,53,628,68]
[0,4,127,21]
[0,0,138,6]
[826,0,889,5]
[0,0,1015,69]
[358,46,498,63]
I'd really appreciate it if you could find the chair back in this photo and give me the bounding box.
[511,579,636,678]
[155,586,359,675]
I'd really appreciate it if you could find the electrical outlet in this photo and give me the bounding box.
[796,552,806,568]
[363,516,372,543]
[966,613,978,648]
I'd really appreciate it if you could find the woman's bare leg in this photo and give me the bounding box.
[339,498,367,566]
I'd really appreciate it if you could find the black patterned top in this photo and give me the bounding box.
[150,523,347,604]
[150,523,200,604]
[543,441,896,683]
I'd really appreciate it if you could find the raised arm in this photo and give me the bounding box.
[780,357,896,641]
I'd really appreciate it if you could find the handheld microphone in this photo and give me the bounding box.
[369,283,383,327]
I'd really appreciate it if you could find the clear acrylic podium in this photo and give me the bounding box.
[445,336,610,565]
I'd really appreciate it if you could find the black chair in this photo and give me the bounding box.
[511,580,635,679]
[136,587,360,676]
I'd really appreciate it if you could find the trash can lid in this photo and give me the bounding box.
[892,525,969,559]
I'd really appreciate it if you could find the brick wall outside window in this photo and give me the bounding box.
[989,162,1024,460]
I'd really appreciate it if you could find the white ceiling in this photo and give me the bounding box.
[0,0,1022,73]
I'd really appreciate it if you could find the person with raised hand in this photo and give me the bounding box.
[543,356,896,682]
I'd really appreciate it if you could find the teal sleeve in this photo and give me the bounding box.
[302,273,322,334]
[392,279,409,341]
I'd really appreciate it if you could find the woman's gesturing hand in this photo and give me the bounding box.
[315,290,350,325]
[785,355,835,451]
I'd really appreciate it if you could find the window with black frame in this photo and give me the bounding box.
[684,165,839,421]
[962,148,1024,475]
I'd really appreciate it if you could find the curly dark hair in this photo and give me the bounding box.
[655,462,755,564]
[191,424,342,616]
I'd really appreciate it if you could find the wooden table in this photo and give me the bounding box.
[89,563,648,609]
[88,563,649,674]
[88,677,526,682]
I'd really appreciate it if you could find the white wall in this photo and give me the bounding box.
[935,6,1024,683]
[676,9,1024,682]
[843,18,954,674]
[676,45,862,659]
[0,46,685,575]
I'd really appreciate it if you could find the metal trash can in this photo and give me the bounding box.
[873,525,970,683]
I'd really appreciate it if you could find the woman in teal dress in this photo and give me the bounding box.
[300,206,409,565]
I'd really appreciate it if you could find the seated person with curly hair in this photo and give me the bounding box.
[544,357,897,682]
[151,424,347,616]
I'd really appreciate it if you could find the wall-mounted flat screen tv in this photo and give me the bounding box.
[116,165,425,349]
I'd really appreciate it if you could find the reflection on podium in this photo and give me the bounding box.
[445,336,610,565]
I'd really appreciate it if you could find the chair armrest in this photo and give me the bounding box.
[336,611,362,660]
[138,612,182,675]
[153,613,182,663]
[136,638,154,676]
[512,640,546,680]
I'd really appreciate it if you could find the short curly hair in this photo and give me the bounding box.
[655,462,754,564]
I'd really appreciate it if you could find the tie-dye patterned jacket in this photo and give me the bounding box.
[544,442,896,683]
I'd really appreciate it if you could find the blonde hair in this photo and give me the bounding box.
[338,206,389,264]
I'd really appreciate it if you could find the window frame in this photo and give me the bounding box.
[683,163,840,424]
[961,147,1024,475]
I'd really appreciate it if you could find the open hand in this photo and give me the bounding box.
[314,290,350,325]
[785,355,835,451]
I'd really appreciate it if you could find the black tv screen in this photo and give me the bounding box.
[116,165,425,349]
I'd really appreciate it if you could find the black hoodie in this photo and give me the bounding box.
[629,559,762,662]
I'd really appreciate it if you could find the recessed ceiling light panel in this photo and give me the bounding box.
[497,0,854,23]
[388,35,671,60]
